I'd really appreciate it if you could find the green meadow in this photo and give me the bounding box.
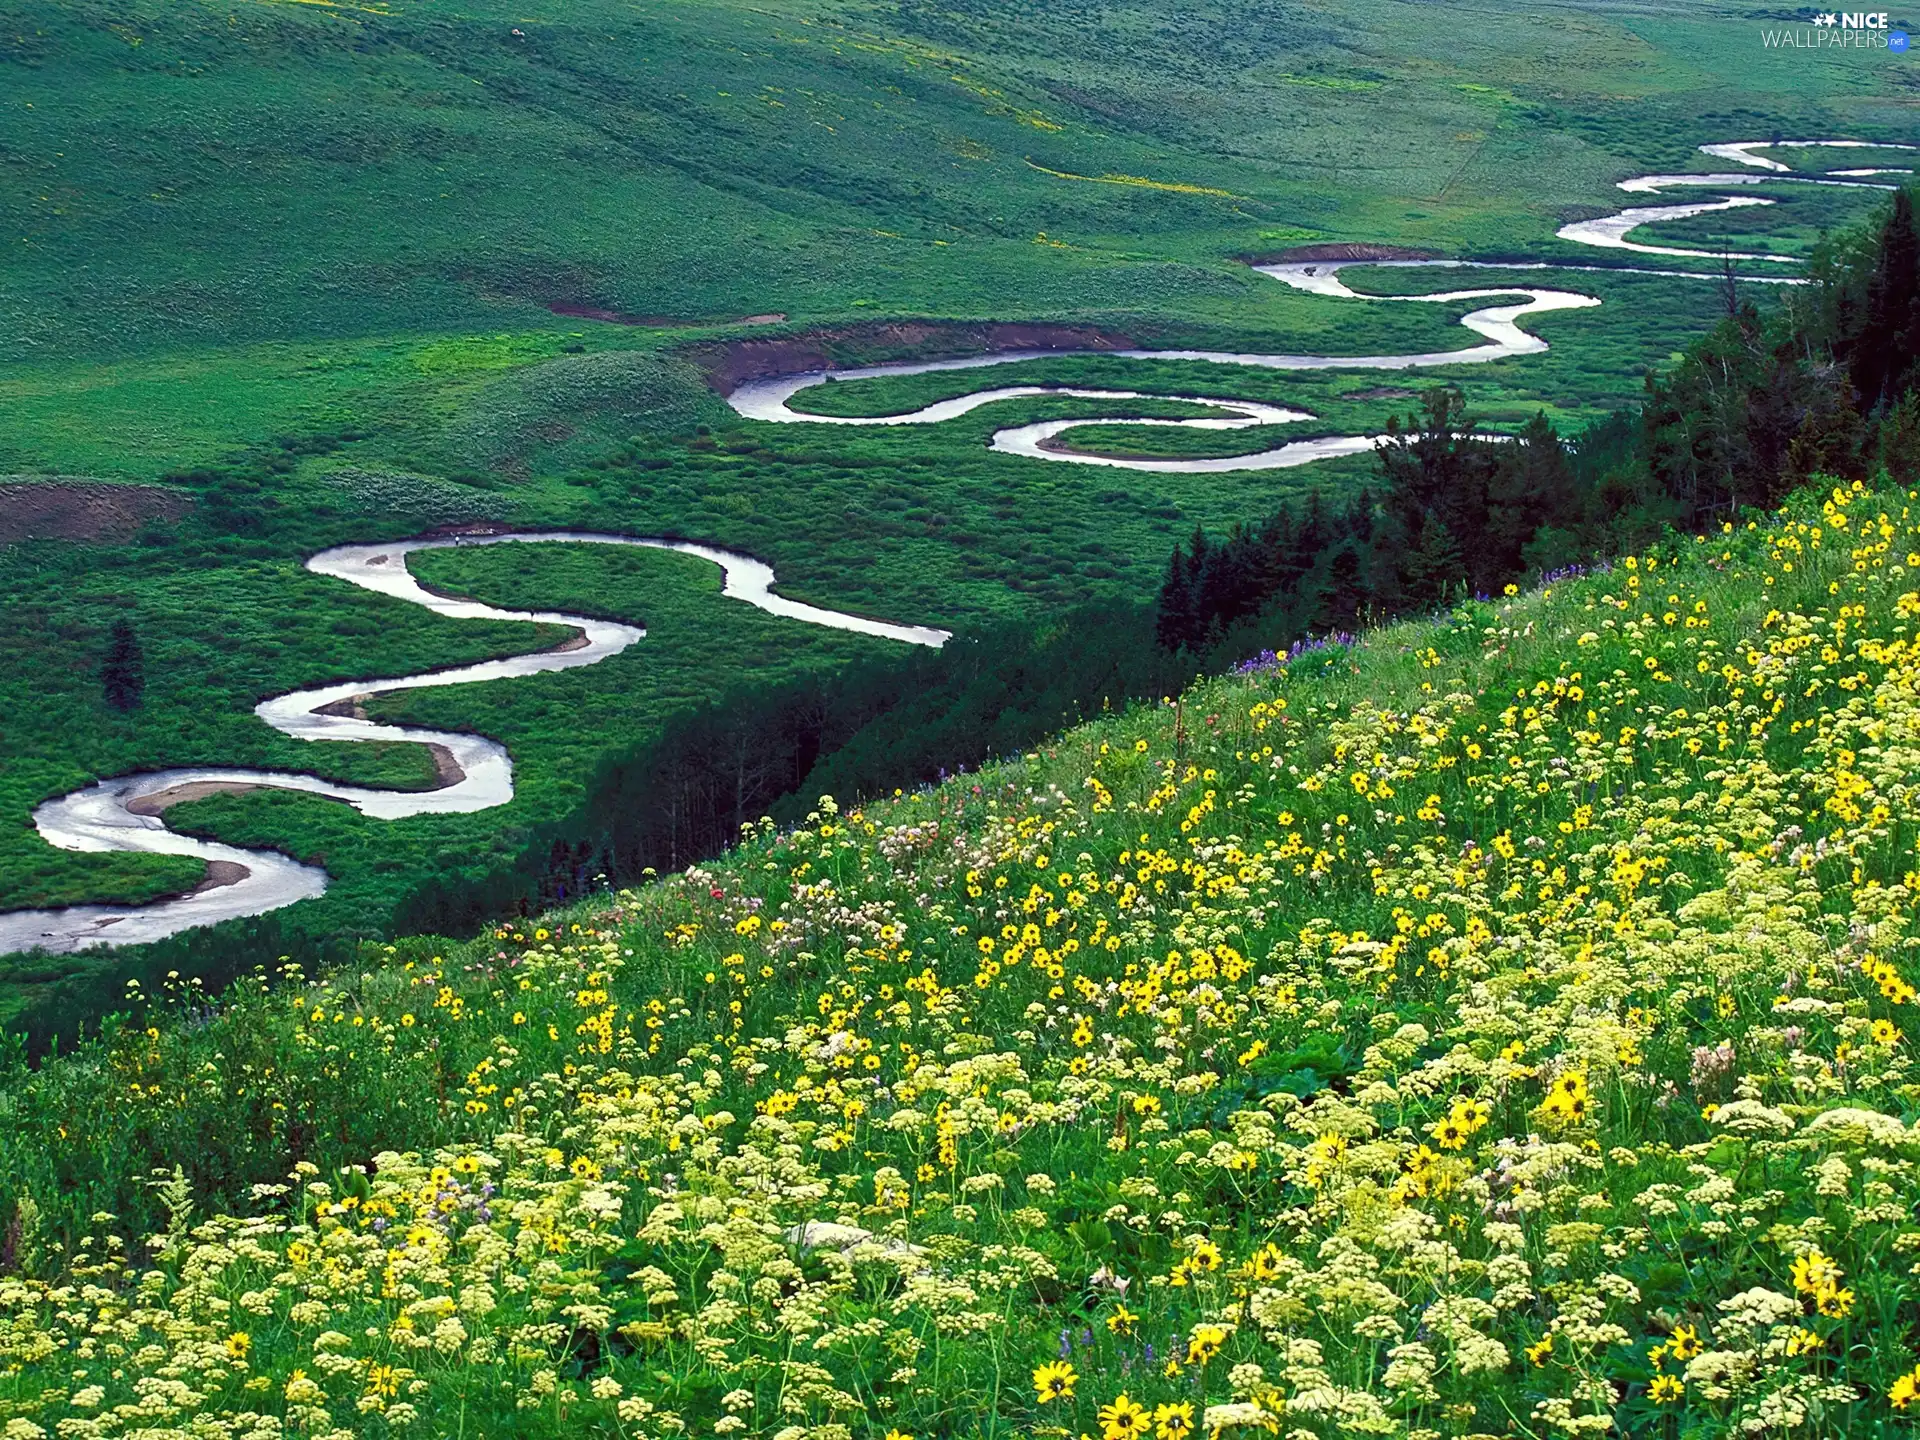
[0,0,1910,1025]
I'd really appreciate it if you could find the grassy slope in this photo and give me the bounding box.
[4,475,1919,1436]
[0,0,1908,968]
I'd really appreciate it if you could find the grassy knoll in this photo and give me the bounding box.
[4,473,1919,1436]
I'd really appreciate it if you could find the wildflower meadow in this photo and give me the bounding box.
[5,474,1920,1438]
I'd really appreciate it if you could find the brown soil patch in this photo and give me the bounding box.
[1248,242,1437,264]
[424,522,515,539]
[429,745,466,786]
[689,320,1138,394]
[192,860,249,894]
[1038,435,1170,462]
[126,780,260,817]
[0,479,192,544]
[547,302,788,329]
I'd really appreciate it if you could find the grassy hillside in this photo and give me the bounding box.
[5,470,1920,1436]
[0,0,1909,1010]
[5,0,1907,368]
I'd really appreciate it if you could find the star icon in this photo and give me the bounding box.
[1814,11,1838,24]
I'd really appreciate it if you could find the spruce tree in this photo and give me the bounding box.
[1399,516,1466,608]
[102,617,145,713]
[1319,543,1367,630]
[1856,189,1919,412]
[1155,539,1194,651]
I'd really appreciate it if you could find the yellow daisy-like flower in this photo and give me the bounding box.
[1033,1360,1077,1404]
[1649,1375,1684,1404]
[1429,1114,1470,1149]
[1098,1393,1152,1440]
[1791,1249,1842,1299]
[1186,1323,1229,1365]
[1247,1244,1284,1282]
[1153,1401,1196,1440]
[1892,1364,1920,1410]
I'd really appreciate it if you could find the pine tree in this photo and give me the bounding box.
[1182,523,1222,644]
[1155,539,1195,651]
[1484,412,1577,577]
[1855,189,1919,412]
[102,617,145,713]
[1318,543,1367,630]
[1257,504,1297,593]
[1345,487,1375,544]
[1282,491,1327,592]
[1399,515,1465,608]
[1882,390,1920,487]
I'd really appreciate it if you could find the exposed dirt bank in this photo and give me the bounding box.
[688,320,1139,393]
[0,480,192,544]
[192,860,248,893]
[126,781,260,817]
[1246,243,1439,264]
[546,302,788,328]
[314,699,473,786]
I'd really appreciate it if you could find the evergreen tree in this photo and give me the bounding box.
[1399,515,1465,608]
[1484,412,1579,577]
[1882,390,1920,487]
[1257,504,1297,592]
[1318,543,1367,630]
[1377,389,1489,595]
[102,618,145,713]
[1281,490,1327,592]
[1853,189,1920,413]
[1344,487,1375,544]
[1154,539,1195,651]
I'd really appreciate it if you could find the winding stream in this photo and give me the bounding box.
[3,139,1907,955]
[0,534,946,955]
[730,140,1902,461]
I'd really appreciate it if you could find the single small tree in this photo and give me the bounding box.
[102,617,145,712]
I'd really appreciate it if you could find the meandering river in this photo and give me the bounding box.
[0,535,946,955]
[2,140,1906,954]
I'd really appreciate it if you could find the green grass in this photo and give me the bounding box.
[1628,182,1893,258]
[1039,421,1343,460]
[0,0,1905,1022]
[4,4,1920,1421]
[5,474,1920,1437]
[5,538,896,933]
